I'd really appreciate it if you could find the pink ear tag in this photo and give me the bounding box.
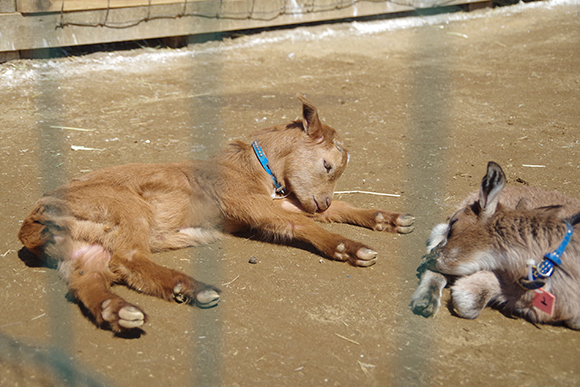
[533,288,555,316]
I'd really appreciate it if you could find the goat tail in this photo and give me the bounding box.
[18,196,72,257]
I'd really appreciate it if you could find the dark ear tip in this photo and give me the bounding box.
[297,93,315,109]
[487,161,499,171]
[483,161,506,186]
[571,212,580,226]
[486,161,504,174]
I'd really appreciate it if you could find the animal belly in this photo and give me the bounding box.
[149,227,223,251]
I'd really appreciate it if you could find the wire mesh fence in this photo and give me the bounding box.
[16,0,460,29]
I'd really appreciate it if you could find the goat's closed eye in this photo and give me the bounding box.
[447,218,459,239]
[323,160,332,172]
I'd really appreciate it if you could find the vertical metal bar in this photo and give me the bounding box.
[187,32,226,387]
[32,50,79,384]
[393,10,457,384]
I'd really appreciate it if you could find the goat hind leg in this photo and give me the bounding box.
[564,316,580,330]
[69,269,146,332]
[113,252,220,308]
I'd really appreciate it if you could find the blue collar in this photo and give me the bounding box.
[520,221,574,290]
[544,221,574,266]
[251,140,288,197]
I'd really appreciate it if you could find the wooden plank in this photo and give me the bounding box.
[0,1,406,52]
[16,0,214,13]
[14,0,362,15]
[1,0,491,54]
[466,0,492,11]
[0,0,16,12]
[16,0,457,15]
[0,51,19,62]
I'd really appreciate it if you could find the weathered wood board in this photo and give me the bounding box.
[17,0,208,13]
[1,0,491,55]
[0,0,16,12]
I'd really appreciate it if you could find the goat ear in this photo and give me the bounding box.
[479,161,506,218]
[296,93,323,138]
[515,198,529,210]
[571,212,580,226]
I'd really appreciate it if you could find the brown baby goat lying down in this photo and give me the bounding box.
[411,161,580,329]
[18,94,414,333]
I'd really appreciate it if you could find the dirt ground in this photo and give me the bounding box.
[1,1,580,386]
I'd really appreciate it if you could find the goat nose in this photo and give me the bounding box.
[315,196,332,212]
[419,249,440,272]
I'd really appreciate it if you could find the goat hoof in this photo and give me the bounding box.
[397,225,415,234]
[398,214,415,227]
[410,297,437,318]
[355,248,377,267]
[196,289,220,308]
[396,215,415,234]
[118,306,145,329]
[101,299,145,330]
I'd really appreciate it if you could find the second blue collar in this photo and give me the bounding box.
[252,140,288,197]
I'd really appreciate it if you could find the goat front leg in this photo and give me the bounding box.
[410,270,449,317]
[451,271,502,319]
[294,223,377,266]
[297,225,378,266]
[311,200,415,234]
[261,212,380,266]
[226,201,382,266]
